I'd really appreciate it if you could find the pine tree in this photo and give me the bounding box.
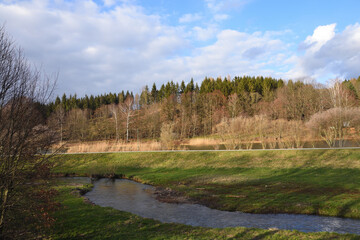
[180,80,186,93]
[118,91,125,103]
[61,93,68,111]
[151,83,158,103]
[140,85,150,107]
[55,96,61,106]
[159,84,165,100]
[277,79,284,88]
[185,78,194,93]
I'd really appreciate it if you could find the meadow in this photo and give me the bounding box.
[51,149,360,239]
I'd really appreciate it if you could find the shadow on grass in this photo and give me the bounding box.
[252,230,279,240]
[338,198,360,217]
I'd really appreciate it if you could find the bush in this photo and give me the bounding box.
[160,123,177,150]
[306,107,360,147]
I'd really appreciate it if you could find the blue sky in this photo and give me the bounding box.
[1,0,360,96]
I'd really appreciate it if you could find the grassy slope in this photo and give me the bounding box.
[53,150,360,218]
[51,183,359,239]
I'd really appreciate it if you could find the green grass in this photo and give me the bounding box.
[51,149,360,238]
[54,149,360,171]
[53,149,360,218]
[51,181,359,239]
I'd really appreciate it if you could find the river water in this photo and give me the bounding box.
[65,177,360,234]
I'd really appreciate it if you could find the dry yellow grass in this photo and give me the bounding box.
[63,141,162,153]
[187,137,221,146]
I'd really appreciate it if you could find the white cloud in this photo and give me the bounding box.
[0,0,187,95]
[184,29,286,78]
[179,13,202,24]
[205,0,249,12]
[0,0,307,96]
[103,0,116,7]
[192,25,218,41]
[205,0,222,12]
[303,23,336,53]
[83,46,99,56]
[214,14,228,22]
[295,23,360,80]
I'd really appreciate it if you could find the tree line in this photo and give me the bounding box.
[46,75,360,145]
[47,76,283,114]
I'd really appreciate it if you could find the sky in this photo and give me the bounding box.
[1,0,360,96]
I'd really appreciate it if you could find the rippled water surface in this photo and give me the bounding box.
[65,177,360,234]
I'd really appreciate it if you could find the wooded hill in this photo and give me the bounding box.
[48,76,283,112]
[46,76,360,148]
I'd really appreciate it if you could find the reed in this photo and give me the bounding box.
[64,141,162,153]
[187,137,221,146]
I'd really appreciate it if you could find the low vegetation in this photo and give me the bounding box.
[62,140,163,153]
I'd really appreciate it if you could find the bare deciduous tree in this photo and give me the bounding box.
[52,105,65,143]
[110,104,120,141]
[120,95,135,142]
[0,26,56,238]
[160,122,176,150]
[216,116,257,150]
[329,79,350,108]
[306,107,360,147]
[228,93,240,118]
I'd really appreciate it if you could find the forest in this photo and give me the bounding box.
[45,75,360,150]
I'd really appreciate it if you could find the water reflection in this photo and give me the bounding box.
[65,177,360,234]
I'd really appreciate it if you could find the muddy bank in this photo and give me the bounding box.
[154,187,193,204]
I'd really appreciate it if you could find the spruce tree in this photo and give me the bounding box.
[180,80,186,93]
[151,83,158,103]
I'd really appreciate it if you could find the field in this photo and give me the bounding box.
[51,149,360,239]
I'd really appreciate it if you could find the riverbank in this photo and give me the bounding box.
[51,180,359,239]
[53,149,360,219]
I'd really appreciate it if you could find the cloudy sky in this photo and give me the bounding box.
[1,0,360,96]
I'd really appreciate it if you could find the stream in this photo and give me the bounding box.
[63,177,360,235]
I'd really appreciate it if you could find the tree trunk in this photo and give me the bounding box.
[126,113,130,142]
[0,188,9,235]
[114,111,119,141]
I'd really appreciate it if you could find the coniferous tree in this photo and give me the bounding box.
[151,83,158,103]
[118,91,125,103]
[61,93,67,111]
[140,85,150,108]
[55,96,61,106]
[185,78,194,93]
[180,81,186,93]
[159,84,165,100]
